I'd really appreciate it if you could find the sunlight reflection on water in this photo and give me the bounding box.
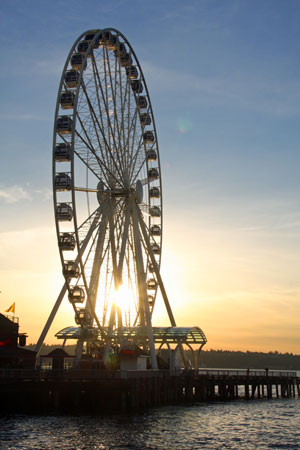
[0,399,299,450]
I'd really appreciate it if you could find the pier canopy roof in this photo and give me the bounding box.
[56,326,207,345]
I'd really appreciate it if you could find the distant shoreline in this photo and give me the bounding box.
[26,344,300,371]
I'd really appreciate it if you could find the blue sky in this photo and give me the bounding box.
[0,0,300,351]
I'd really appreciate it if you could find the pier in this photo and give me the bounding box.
[1,369,299,414]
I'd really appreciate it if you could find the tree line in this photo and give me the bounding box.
[27,344,300,370]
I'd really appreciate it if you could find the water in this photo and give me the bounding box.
[0,399,299,450]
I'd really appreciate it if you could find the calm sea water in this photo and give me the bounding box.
[0,399,299,450]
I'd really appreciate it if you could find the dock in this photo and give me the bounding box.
[1,368,299,414]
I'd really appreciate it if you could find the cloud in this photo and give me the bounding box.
[34,188,53,201]
[0,185,32,204]
[0,185,53,205]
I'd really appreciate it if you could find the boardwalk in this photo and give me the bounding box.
[1,368,299,413]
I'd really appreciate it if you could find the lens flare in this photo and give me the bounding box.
[177,118,192,134]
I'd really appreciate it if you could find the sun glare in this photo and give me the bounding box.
[115,284,137,323]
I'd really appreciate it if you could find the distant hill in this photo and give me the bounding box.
[198,349,300,370]
[27,344,300,370]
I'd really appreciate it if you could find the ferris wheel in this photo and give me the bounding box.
[33,28,183,368]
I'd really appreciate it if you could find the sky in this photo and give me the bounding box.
[0,0,300,353]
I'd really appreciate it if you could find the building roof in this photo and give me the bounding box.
[56,326,207,345]
[41,348,72,358]
[0,346,36,357]
[0,313,18,333]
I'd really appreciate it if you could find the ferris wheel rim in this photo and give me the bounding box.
[53,28,163,333]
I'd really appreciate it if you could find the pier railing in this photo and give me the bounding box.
[0,368,298,380]
[194,369,298,378]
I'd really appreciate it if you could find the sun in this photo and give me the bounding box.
[115,284,137,326]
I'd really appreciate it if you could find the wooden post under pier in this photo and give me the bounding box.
[0,368,299,414]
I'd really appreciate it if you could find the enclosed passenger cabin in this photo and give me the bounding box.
[147,279,157,290]
[114,42,127,58]
[148,263,155,273]
[120,53,132,67]
[149,187,160,198]
[143,131,154,143]
[56,116,73,134]
[55,143,71,162]
[99,31,117,50]
[58,232,75,250]
[148,168,159,180]
[148,295,154,307]
[77,41,88,53]
[75,308,91,326]
[146,150,157,161]
[55,173,72,191]
[60,92,75,109]
[107,34,117,51]
[131,80,143,93]
[70,53,87,71]
[84,33,99,48]
[77,41,91,55]
[137,96,148,109]
[56,203,73,221]
[150,225,161,236]
[63,261,80,278]
[126,66,139,79]
[149,206,161,217]
[151,243,160,254]
[64,70,80,88]
[68,287,85,304]
[140,113,151,126]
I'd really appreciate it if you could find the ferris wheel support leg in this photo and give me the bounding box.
[108,211,123,329]
[131,199,158,370]
[136,206,176,325]
[136,206,189,369]
[35,281,68,358]
[87,214,108,314]
[117,202,131,281]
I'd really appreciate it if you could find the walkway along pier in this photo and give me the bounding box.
[1,369,299,414]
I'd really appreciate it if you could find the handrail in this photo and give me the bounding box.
[0,368,298,380]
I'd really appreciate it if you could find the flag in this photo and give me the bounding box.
[5,303,15,313]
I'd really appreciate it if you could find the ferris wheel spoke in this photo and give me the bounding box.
[74,128,119,187]
[87,213,108,313]
[117,54,132,177]
[121,103,139,179]
[127,103,139,164]
[80,81,114,160]
[57,131,102,183]
[91,53,125,186]
[116,202,131,281]
[77,205,100,233]
[130,156,147,187]
[80,78,125,186]
[90,54,114,172]
[76,206,101,248]
[76,198,119,250]
[73,143,109,188]
[103,51,128,184]
[104,47,126,174]
[128,134,144,182]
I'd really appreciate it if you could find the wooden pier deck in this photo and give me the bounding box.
[0,368,299,414]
